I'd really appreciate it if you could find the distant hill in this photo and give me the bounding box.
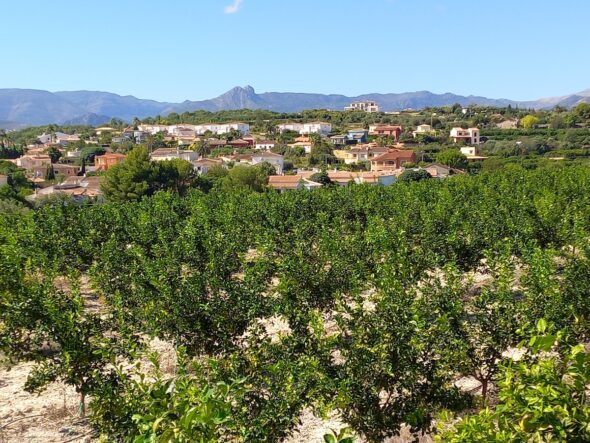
[54,91,174,122]
[0,120,29,131]
[62,113,114,126]
[0,86,589,128]
[163,86,520,114]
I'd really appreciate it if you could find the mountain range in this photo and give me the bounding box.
[1,86,589,128]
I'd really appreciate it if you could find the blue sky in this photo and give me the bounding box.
[1,0,588,102]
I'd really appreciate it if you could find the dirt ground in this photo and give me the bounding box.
[285,408,433,443]
[0,361,93,443]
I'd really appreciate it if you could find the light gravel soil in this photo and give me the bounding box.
[0,362,93,443]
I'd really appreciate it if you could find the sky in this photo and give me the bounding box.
[1,0,589,102]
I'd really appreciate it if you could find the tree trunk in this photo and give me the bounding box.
[79,392,86,417]
[481,378,489,404]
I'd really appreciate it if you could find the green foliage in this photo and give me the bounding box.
[0,145,24,159]
[437,325,590,442]
[399,168,432,182]
[91,351,247,442]
[310,171,333,186]
[80,145,106,162]
[573,102,590,120]
[205,164,229,180]
[324,427,356,443]
[0,198,29,215]
[153,158,199,196]
[100,148,212,201]
[219,164,270,192]
[101,146,153,202]
[520,114,540,130]
[3,165,590,440]
[46,146,62,163]
[44,163,55,180]
[310,140,336,166]
[436,149,468,169]
[0,257,135,416]
[0,160,32,202]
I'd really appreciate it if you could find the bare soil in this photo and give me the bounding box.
[0,362,93,443]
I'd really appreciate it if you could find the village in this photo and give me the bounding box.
[3,102,491,201]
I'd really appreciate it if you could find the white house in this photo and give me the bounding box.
[192,158,224,174]
[344,101,380,113]
[193,122,250,135]
[277,123,301,133]
[303,122,332,135]
[54,132,80,146]
[460,146,487,162]
[66,149,82,159]
[150,148,199,162]
[423,163,463,179]
[255,140,276,151]
[450,127,480,144]
[95,127,117,136]
[413,124,434,137]
[289,138,313,154]
[167,125,197,136]
[138,124,169,135]
[277,122,332,135]
[251,152,284,174]
[37,133,53,144]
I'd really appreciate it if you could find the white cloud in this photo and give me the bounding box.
[224,0,243,14]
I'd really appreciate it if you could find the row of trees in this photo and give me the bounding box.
[1,165,590,441]
[100,147,279,201]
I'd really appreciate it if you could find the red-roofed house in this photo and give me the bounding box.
[369,125,403,140]
[370,149,416,171]
[268,174,322,192]
[228,138,253,148]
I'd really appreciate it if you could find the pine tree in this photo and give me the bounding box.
[100,147,153,202]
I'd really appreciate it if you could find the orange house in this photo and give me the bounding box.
[370,149,416,171]
[369,125,403,140]
[95,153,126,171]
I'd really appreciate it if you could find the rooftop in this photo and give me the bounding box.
[371,149,416,162]
[151,148,193,156]
[97,153,126,159]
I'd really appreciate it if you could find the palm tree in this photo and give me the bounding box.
[0,129,7,148]
[193,141,211,158]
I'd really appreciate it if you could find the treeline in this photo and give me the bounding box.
[1,166,590,441]
[4,103,590,147]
